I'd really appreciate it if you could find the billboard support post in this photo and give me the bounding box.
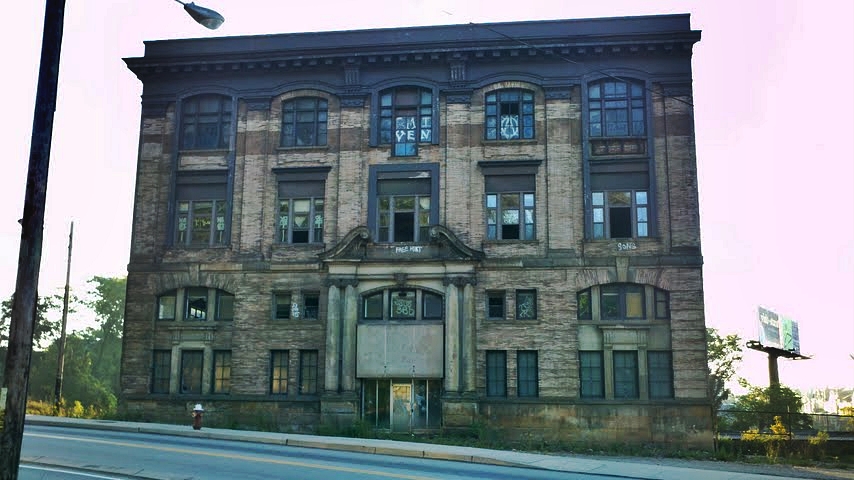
[747,306,810,388]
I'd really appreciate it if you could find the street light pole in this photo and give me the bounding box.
[0,1,224,477]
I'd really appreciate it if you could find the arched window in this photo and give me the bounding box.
[588,79,645,138]
[180,94,232,150]
[485,89,534,140]
[281,97,328,147]
[360,288,444,321]
[378,86,433,156]
[155,287,234,321]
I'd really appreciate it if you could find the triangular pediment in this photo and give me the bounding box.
[319,225,484,262]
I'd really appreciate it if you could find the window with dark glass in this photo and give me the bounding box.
[275,168,330,245]
[274,292,291,320]
[422,292,443,319]
[151,350,171,394]
[613,351,639,399]
[600,284,645,320]
[579,351,604,398]
[213,350,231,394]
[648,351,674,399]
[486,291,505,319]
[486,350,507,397]
[377,177,430,243]
[485,89,534,140]
[486,190,535,240]
[517,351,539,397]
[361,289,444,321]
[591,190,648,239]
[216,291,234,321]
[180,350,203,394]
[181,94,232,150]
[379,87,433,156]
[270,350,289,395]
[303,292,320,320]
[363,292,383,320]
[655,288,670,319]
[299,350,319,395]
[174,172,228,247]
[588,80,645,138]
[515,290,537,320]
[577,289,592,320]
[157,291,176,320]
[281,97,328,147]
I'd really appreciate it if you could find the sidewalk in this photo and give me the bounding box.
[25,415,853,480]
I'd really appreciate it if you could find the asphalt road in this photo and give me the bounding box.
[20,425,626,479]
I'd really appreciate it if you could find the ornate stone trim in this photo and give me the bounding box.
[446,94,472,104]
[244,97,271,111]
[340,96,366,107]
[429,225,485,261]
[325,277,359,288]
[544,87,572,100]
[318,226,371,261]
[443,275,477,287]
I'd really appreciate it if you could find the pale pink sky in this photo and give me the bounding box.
[1,0,852,390]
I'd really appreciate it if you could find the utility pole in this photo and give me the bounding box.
[0,0,65,477]
[54,222,73,412]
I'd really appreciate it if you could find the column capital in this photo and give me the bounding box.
[443,275,477,287]
[325,277,359,289]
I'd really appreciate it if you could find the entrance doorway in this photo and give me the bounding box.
[361,378,441,432]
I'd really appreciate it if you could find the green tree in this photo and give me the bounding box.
[81,276,126,394]
[732,383,812,433]
[706,327,743,432]
[0,293,65,350]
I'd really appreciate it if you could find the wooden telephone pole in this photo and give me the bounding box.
[54,222,73,411]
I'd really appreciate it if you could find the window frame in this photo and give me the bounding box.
[151,350,171,394]
[270,350,289,395]
[486,290,506,320]
[377,86,435,156]
[515,289,537,320]
[360,289,444,322]
[302,292,320,320]
[185,287,209,321]
[280,97,328,147]
[600,283,646,321]
[648,351,674,399]
[577,288,592,320]
[485,350,507,397]
[173,171,229,248]
[485,89,535,141]
[516,350,539,398]
[587,80,646,138]
[274,167,330,245]
[579,351,604,399]
[273,292,292,320]
[368,164,439,244]
[486,191,536,241]
[613,350,639,399]
[180,94,232,150]
[299,350,319,395]
[216,291,234,321]
[212,350,232,394]
[157,291,177,321]
[180,350,204,395]
[591,190,649,239]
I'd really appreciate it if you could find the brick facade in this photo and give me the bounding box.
[121,15,710,447]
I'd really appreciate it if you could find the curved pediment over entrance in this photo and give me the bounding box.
[319,225,484,262]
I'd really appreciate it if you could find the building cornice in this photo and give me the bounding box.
[124,16,700,80]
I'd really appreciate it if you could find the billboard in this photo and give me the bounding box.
[757,306,800,354]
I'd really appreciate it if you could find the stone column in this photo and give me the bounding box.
[603,345,614,399]
[444,281,460,393]
[341,283,359,392]
[324,283,341,393]
[462,282,476,393]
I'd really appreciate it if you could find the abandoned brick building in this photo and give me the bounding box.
[121,14,709,446]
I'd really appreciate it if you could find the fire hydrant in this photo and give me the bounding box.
[192,403,204,430]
